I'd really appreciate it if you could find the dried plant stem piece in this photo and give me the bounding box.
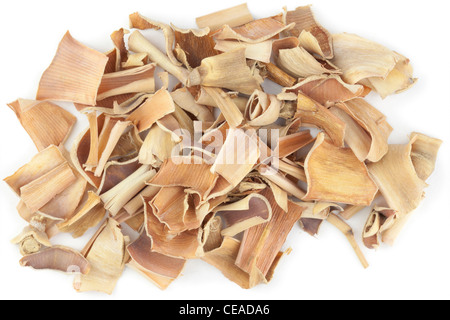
[12,225,52,256]
[340,205,367,220]
[37,32,108,105]
[258,62,297,87]
[128,31,190,85]
[326,213,369,269]
[258,164,306,200]
[202,87,244,128]
[363,207,397,249]
[215,40,272,63]
[196,3,253,31]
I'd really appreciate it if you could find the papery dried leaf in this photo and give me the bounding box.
[409,132,443,181]
[37,32,108,105]
[362,206,398,249]
[215,40,272,63]
[98,158,142,195]
[171,87,215,123]
[20,246,90,274]
[303,132,378,206]
[257,62,297,87]
[12,225,52,256]
[121,52,148,69]
[110,28,130,70]
[201,87,244,128]
[275,130,314,158]
[244,90,282,127]
[258,164,306,201]
[123,185,161,215]
[196,3,253,31]
[7,100,76,151]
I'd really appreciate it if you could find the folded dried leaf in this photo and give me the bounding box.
[196,3,253,31]
[37,32,108,105]
[244,90,282,127]
[12,225,52,256]
[362,206,398,249]
[215,40,272,63]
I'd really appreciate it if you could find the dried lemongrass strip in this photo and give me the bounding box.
[196,3,253,31]
[257,62,297,87]
[236,188,304,278]
[258,164,306,200]
[202,237,265,289]
[201,87,244,128]
[294,93,346,147]
[191,86,248,112]
[188,48,263,95]
[285,5,333,59]
[109,126,142,162]
[101,165,155,216]
[84,112,99,170]
[8,99,76,152]
[96,64,156,101]
[172,25,219,68]
[149,156,218,200]
[110,28,129,69]
[214,17,294,43]
[57,191,106,238]
[282,75,366,107]
[297,202,342,236]
[202,216,224,253]
[326,214,369,269]
[211,128,260,188]
[127,232,186,290]
[334,98,393,162]
[97,158,142,195]
[20,162,76,213]
[12,225,52,256]
[76,219,128,294]
[37,32,108,105]
[277,46,339,79]
[278,159,307,183]
[171,87,215,123]
[127,89,176,132]
[4,145,67,195]
[215,40,272,63]
[129,12,181,67]
[363,206,398,249]
[128,31,189,85]
[409,132,443,181]
[275,130,315,158]
[303,132,378,206]
[20,246,91,274]
[215,193,272,237]
[244,90,282,127]
[123,185,161,215]
[121,52,148,69]
[94,120,132,177]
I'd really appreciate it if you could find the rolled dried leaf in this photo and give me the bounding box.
[7,100,76,152]
[127,89,176,132]
[20,162,77,213]
[37,32,108,105]
[75,219,128,294]
[285,5,333,59]
[363,206,398,249]
[123,185,161,215]
[4,145,67,195]
[298,201,342,236]
[303,132,378,206]
[202,215,224,253]
[409,132,443,181]
[214,17,294,43]
[188,48,263,95]
[258,164,306,201]
[129,12,181,67]
[236,187,304,278]
[275,130,315,158]
[214,193,272,237]
[127,232,186,290]
[20,246,90,274]
[196,3,253,31]
[98,158,142,195]
[215,40,272,63]
[171,87,215,123]
[128,31,189,85]
[96,64,156,101]
[57,191,106,238]
[244,90,282,127]
[277,46,339,78]
[332,98,393,162]
[121,52,148,69]
[12,225,52,256]
[294,93,346,147]
[110,28,129,70]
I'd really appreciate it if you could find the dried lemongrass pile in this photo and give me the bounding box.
[4,3,442,293]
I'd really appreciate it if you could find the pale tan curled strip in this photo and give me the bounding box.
[127,232,186,290]
[170,87,215,122]
[84,112,99,170]
[214,40,273,63]
[188,48,263,95]
[211,128,260,188]
[196,3,253,31]
[20,246,91,274]
[37,32,108,105]
[244,90,282,127]
[7,100,77,152]
[303,132,378,206]
[362,206,398,249]
[202,87,244,128]
[278,159,307,183]
[12,225,52,256]
[326,214,369,269]
[4,145,67,195]
[123,185,160,215]
[110,28,129,70]
[75,219,128,295]
[128,31,189,85]
[409,132,443,181]
[257,62,297,87]
[202,216,224,253]
[57,191,106,238]
[275,130,315,158]
[285,5,334,59]
[277,46,340,78]
[214,17,295,43]
[127,89,176,132]
[97,158,142,195]
[214,193,272,237]
[20,162,76,213]
[121,52,148,69]
[258,164,306,200]
[129,12,182,67]
[334,98,393,162]
[96,63,156,101]
[94,120,132,177]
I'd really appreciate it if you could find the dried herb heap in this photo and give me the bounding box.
[4,3,442,294]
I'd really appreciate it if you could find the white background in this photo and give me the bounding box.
[0,0,449,300]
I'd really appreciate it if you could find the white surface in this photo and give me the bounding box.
[0,0,449,300]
